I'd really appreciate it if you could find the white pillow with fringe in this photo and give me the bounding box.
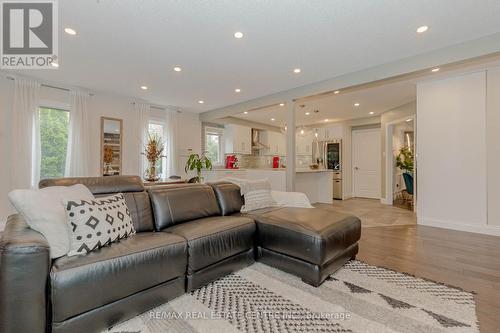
[240,179,276,212]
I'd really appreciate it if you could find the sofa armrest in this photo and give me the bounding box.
[0,214,50,333]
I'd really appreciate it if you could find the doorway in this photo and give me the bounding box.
[352,128,381,199]
[385,115,416,210]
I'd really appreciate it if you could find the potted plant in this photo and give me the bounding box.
[184,153,212,183]
[142,133,166,182]
[395,146,414,174]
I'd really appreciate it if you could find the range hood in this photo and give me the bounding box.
[252,129,269,150]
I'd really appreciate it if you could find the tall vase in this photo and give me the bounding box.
[145,162,160,182]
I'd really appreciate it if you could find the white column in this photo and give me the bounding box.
[285,101,296,191]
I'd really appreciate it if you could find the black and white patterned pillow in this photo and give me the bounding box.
[63,193,136,256]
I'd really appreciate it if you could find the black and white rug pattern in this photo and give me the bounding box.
[106,261,478,333]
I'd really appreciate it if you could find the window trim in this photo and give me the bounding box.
[37,105,70,180]
[147,120,167,179]
[204,126,224,166]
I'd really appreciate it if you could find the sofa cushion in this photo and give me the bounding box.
[39,176,156,233]
[209,182,244,215]
[165,216,255,274]
[149,184,221,230]
[50,232,186,323]
[121,191,154,232]
[250,207,361,266]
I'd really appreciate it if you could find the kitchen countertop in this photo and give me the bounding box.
[208,168,334,173]
[296,169,334,173]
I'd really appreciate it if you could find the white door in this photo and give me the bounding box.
[352,128,381,199]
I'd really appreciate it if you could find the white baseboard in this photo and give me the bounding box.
[418,217,500,236]
[380,197,391,205]
[342,193,353,200]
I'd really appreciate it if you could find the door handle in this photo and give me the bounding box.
[354,167,359,170]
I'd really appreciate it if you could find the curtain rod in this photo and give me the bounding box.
[6,75,95,95]
[130,101,182,112]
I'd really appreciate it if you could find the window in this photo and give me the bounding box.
[205,126,224,165]
[148,122,166,178]
[39,107,69,179]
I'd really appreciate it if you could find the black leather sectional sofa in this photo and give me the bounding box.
[0,176,361,333]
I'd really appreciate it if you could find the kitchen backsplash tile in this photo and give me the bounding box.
[225,153,312,169]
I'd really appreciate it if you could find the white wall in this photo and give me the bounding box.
[0,74,201,228]
[487,67,500,227]
[416,70,500,235]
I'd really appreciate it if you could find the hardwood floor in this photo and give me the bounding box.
[316,198,416,227]
[320,198,500,333]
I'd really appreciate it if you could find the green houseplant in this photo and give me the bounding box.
[184,153,213,183]
[395,146,414,173]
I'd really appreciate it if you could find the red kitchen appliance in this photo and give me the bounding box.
[225,155,238,169]
[272,156,280,168]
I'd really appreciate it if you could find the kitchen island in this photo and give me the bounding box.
[203,168,333,203]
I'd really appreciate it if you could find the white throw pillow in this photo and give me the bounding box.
[63,194,136,256]
[8,184,95,258]
[219,177,250,194]
[240,179,277,212]
[271,191,314,208]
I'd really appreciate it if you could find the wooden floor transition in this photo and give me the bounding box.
[319,198,500,333]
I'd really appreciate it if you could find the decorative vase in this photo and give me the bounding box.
[104,163,113,176]
[144,163,160,182]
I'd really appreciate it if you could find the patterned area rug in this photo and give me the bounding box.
[106,261,478,333]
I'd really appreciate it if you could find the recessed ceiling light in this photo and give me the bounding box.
[354,103,360,107]
[140,86,148,90]
[279,103,285,107]
[235,88,241,93]
[305,112,310,115]
[198,100,204,104]
[64,27,77,35]
[324,119,329,122]
[234,31,244,39]
[293,68,301,74]
[334,90,340,94]
[243,111,248,114]
[271,118,275,121]
[51,62,59,68]
[369,111,374,115]
[173,66,182,72]
[431,67,440,72]
[416,25,429,33]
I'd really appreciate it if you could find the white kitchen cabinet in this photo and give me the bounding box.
[225,124,252,155]
[296,131,313,155]
[203,169,247,182]
[317,124,343,141]
[261,130,286,156]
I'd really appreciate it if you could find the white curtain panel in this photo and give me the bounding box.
[11,78,41,189]
[65,90,91,177]
[135,102,150,177]
[165,109,178,177]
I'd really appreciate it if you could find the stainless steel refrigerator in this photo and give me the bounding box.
[312,139,343,199]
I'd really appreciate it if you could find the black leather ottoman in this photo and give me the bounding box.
[250,207,361,287]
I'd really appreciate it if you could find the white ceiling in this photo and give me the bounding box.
[232,80,416,127]
[7,0,500,112]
